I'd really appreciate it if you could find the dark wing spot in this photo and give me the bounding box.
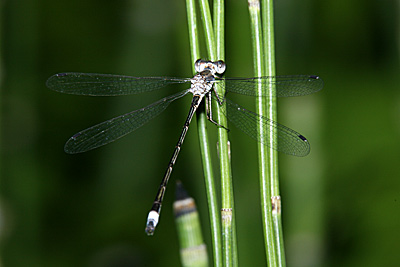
[298,134,308,142]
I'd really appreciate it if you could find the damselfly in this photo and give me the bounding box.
[46,59,323,235]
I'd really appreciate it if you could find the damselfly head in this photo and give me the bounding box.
[194,59,226,75]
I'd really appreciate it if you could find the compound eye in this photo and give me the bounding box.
[215,60,226,74]
[194,59,206,72]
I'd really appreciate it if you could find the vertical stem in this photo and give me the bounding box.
[197,110,223,267]
[248,0,277,265]
[262,0,286,265]
[262,0,277,199]
[213,0,224,59]
[174,181,208,267]
[214,0,239,265]
[186,0,222,266]
[186,0,200,62]
[198,0,216,59]
[199,0,236,265]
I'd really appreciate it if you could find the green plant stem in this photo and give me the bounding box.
[248,0,277,265]
[186,0,200,62]
[199,0,236,265]
[174,182,208,267]
[213,0,224,59]
[262,0,278,197]
[261,0,286,265]
[185,0,222,266]
[198,0,215,59]
[213,0,238,265]
[196,111,222,267]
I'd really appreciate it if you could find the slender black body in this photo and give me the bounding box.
[145,95,203,235]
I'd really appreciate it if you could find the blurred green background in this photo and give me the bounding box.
[2,0,400,266]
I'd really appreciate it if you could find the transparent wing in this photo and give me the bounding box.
[64,90,190,154]
[220,98,310,157]
[214,75,323,97]
[46,72,191,96]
